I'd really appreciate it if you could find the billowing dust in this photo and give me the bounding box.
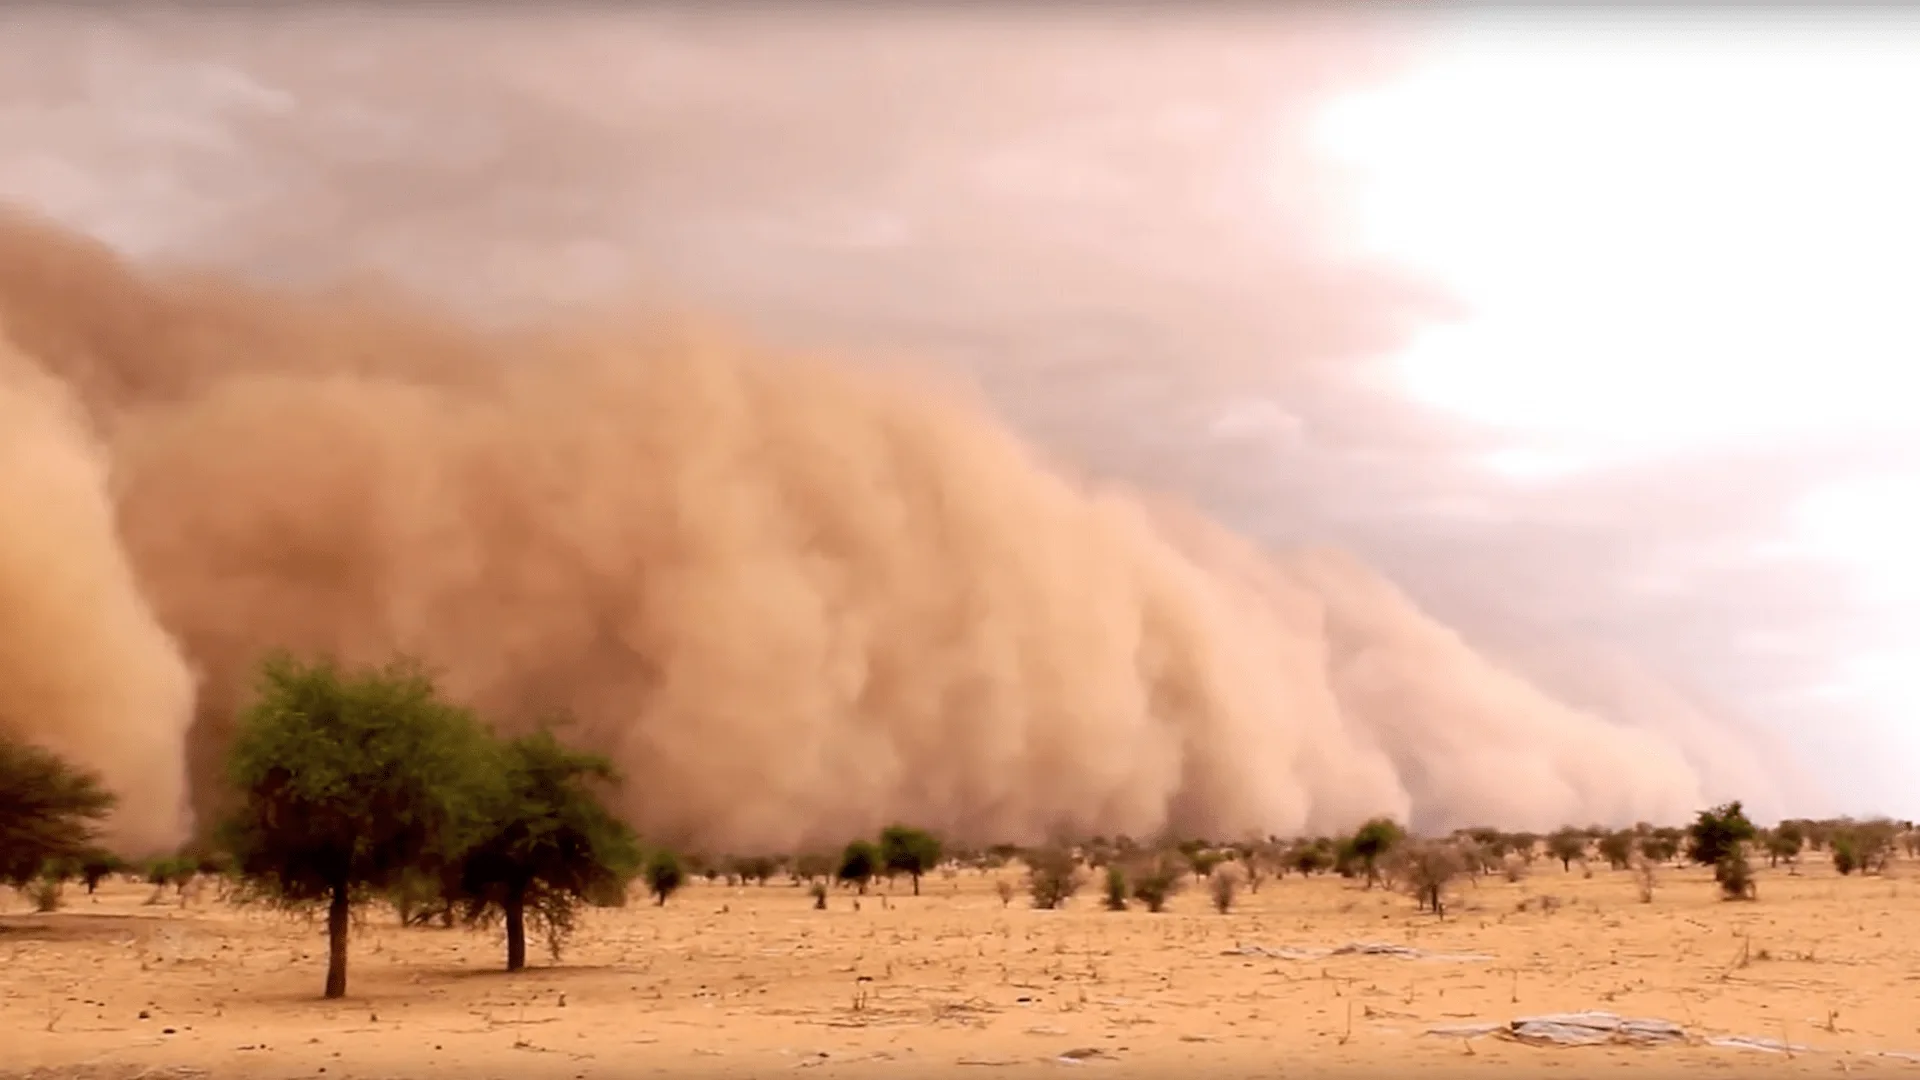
[0,209,1721,857]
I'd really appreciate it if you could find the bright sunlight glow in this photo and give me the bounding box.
[1307,14,1920,803]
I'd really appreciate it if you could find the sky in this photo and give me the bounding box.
[0,5,1912,819]
[1307,8,1920,814]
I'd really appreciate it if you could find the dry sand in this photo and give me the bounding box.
[4,859,1916,1079]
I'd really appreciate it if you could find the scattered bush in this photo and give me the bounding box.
[1546,827,1588,871]
[1631,857,1657,903]
[793,852,835,884]
[1187,849,1225,881]
[78,850,126,894]
[1128,856,1185,913]
[1715,849,1757,901]
[1025,845,1083,910]
[1596,830,1635,871]
[1764,825,1803,869]
[1398,841,1465,917]
[1638,832,1680,865]
[1208,863,1240,913]
[1103,864,1128,911]
[26,874,63,912]
[645,850,685,906]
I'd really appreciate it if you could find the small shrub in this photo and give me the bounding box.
[994,879,1015,907]
[1715,850,1757,901]
[809,881,828,910]
[1596,830,1635,871]
[1832,835,1861,876]
[793,852,835,884]
[1103,865,1128,911]
[1129,857,1184,913]
[26,874,64,912]
[1025,845,1083,910]
[1208,864,1240,913]
[1765,823,1804,868]
[1632,858,1657,903]
[1288,842,1331,877]
[645,850,684,906]
[1187,849,1225,881]
[1398,842,1464,917]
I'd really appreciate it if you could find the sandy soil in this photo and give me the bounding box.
[3,859,1916,1080]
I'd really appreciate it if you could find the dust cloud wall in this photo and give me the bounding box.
[0,212,1717,855]
[0,8,1772,854]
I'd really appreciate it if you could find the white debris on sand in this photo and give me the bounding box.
[1226,941,1495,963]
[1502,1012,1689,1047]
[1425,1013,1920,1059]
[1705,1034,1819,1055]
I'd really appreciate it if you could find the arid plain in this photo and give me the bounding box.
[5,858,1918,1080]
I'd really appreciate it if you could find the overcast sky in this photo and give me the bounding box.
[0,4,1912,817]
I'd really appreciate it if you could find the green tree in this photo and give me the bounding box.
[837,839,879,894]
[1596,830,1635,871]
[1349,818,1405,889]
[78,849,126,894]
[218,655,497,999]
[1765,823,1804,868]
[1685,802,1756,869]
[877,825,943,896]
[1288,841,1331,876]
[1546,827,1588,871]
[0,735,116,887]
[451,730,642,971]
[1639,831,1681,865]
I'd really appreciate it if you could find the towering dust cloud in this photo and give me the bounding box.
[0,210,1719,855]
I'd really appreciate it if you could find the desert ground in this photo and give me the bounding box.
[3,860,1916,1080]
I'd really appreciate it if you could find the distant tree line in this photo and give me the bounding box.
[5,655,1916,996]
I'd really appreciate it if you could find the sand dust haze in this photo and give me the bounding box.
[0,208,1747,857]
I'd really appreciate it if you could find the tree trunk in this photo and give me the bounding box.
[505,886,528,973]
[325,883,351,999]
[911,873,920,897]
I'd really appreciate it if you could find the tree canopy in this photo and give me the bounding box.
[451,728,642,971]
[878,825,942,895]
[1348,817,1404,888]
[218,654,498,998]
[1685,801,1757,869]
[0,734,116,887]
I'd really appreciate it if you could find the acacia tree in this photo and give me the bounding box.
[451,729,642,972]
[1595,830,1635,870]
[878,825,942,896]
[837,840,878,894]
[0,735,116,888]
[1546,827,1588,871]
[218,655,497,999]
[1686,802,1757,868]
[1348,818,1405,889]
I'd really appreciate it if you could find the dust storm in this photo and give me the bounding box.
[0,208,1718,858]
